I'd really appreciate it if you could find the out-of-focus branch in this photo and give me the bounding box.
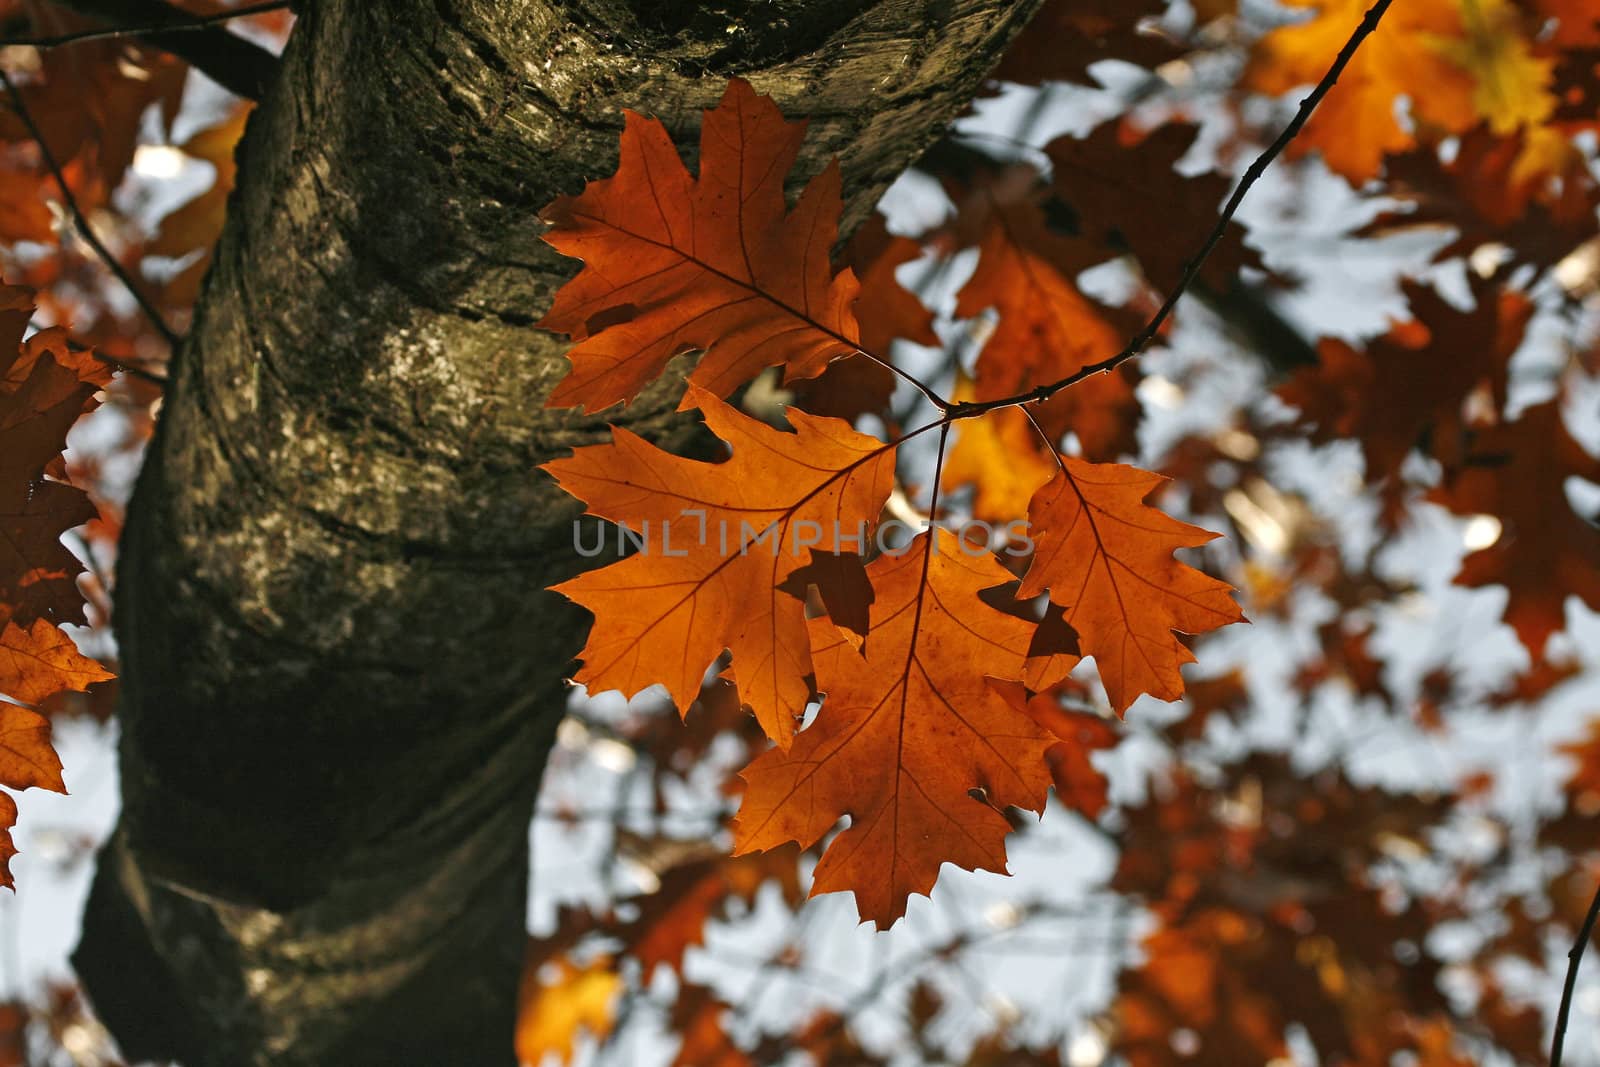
[6,0,287,101]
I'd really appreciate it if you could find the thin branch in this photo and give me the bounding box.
[93,351,168,386]
[31,321,171,385]
[0,68,182,349]
[1551,875,1600,1066]
[0,0,289,51]
[944,0,1396,423]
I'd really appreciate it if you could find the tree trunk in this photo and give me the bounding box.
[71,1,1041,1062]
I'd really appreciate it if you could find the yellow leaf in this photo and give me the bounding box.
[1431,0,1555,133]
[515,956,622,1066]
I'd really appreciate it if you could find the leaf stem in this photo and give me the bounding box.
[1018,404,1067,475]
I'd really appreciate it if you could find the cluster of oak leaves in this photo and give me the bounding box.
[6,0,1600,1063]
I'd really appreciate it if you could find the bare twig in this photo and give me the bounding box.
[21,0,287,100]
[1552,875,1600,1066]
[0,67,182,349]
[944,0,1396,423]
[32,323,170,385]
[92,351,168,386]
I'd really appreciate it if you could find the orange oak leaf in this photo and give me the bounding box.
[0,703,67,889]
[734,530,1055,927]
[1018,458,1245,711]
[951,185,1138,460]
[0,610,113,706]
[546,385,894,747]
[940,383,1057,524]
[0,288,113,626]
[0,278,111,888]
[990,679,1117,819]
[1245,0,1479,183]
[513,955,621,1066]
[0,704,63,795]
[787,215,935,422]
[538,78,860,412]
[0,794,15,893]
[0,476,95,627]
[1428,400,1600,660]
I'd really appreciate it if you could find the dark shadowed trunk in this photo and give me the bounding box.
[70,1,1041,1063]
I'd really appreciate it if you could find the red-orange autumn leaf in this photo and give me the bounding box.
[1018,458,1245,711]
[950,182,1138,460]
[991,678,1118,819]
[0,794,14,893]
[940,382,1057,523]
[0,703,67,888]
[538,78,860,412]
[0,704,63,796]
[787,215,935,422]
[734,530,1055,927]
[546,384,894,747]
[0,278,112,887]
[1245,0,1479,182]
[0,610,112,707]
[1429,399,1600,660]
[0,284,113,627]
[513,954,621,1066]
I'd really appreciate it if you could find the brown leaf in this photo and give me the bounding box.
[993,0,1180,88]
[1277,280,1532,482]
[1429,400,1600,660]
[1045,121,1264,292]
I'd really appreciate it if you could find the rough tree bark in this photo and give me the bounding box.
[69,1,1043,1064]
